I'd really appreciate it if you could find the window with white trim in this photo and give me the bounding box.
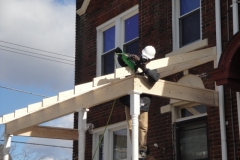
[172,0,201,49]
[92,121,131,160]
[96,5,139,76]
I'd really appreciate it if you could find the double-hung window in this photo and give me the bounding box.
[172,0,201,49]
[92,121,131,160]
[97,5,139,76]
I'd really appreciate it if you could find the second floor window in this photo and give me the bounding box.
[97,6,139,76]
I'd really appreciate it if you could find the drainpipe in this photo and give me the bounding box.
[232,0,240,141]
[215,0,228,159]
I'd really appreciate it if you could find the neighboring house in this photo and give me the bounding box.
[74,0,240,160]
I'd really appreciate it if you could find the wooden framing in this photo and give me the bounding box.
[0,46,219,136]
[0,47,216,125]
[13,126,78,140]
[5,76,218,134]
[76,0,91,16]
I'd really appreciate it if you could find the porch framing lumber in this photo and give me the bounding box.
[133,77,218,107]
[13,126,78,140]
[5,76,218,134]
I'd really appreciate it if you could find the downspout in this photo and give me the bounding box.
[232,0,240,142]
[215,0,228,159]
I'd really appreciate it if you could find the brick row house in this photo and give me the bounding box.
[74,0,240,160]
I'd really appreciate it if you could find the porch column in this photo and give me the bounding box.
[78,108,89,160]
[3,134,12,160]
[129,91,141,160]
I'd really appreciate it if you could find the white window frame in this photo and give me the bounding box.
[96,5,139,76]
[92,121,132,160]
[172,0,202,51]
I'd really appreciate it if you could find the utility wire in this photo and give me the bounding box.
[0,85,49,98]
[0,45,74,62]
[0,140,72,149]
[0,40,74,58]
[0,48,74,66]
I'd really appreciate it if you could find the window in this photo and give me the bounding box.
[176,117,208,160]
[92,121,131,160]
[97,5,139,76]
[172,0,201,49]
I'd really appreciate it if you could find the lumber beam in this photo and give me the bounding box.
[5,76,134,134]
[133,77,219,107]
[13,126,78,140]
[93,47,216,86]
[166,39,208,57]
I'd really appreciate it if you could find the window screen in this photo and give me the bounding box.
[113,129,127,160]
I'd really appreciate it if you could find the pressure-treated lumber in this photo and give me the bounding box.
[166,39,208,57]
[93,47,216,86]
[5,76,218,134]
[133,77,219,107]
[5,76,134,134]
[13,126,78,140]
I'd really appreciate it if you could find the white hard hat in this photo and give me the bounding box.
[142,46,156,59]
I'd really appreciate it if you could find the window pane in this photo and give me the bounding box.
[180,11,200,46]
[104,26,115,52]
[124,40,139,55]
[181,105,207,118]
[178,121,208,160]
[113,129,127,160]
[125,14,138,42]
[180,0,200,16]
[99,135,104,160]
[102,51,115,75]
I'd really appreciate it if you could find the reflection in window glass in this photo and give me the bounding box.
[102,51,115,75]
[125,14,138,43]
[181,105,206,118]
[180,11,200,46]
[180,0,200,15]
[113,129,127,160]
[177,120,208,160]
[103,26,115,52]
[124,40,139,55]
[99,135,104,160]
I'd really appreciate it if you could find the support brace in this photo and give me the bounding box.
[129,91,142,160]
[3,134,12,160]
[78,108,89,160]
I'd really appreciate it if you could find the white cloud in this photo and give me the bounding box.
[0,0,76,159]
[0,0,75,91]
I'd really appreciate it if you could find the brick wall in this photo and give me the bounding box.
[74,0,240,159]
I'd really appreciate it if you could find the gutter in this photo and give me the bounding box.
[232,0,240,142]
[215,0,228,159]
[76,0,91,16]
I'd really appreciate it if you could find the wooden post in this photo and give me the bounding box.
[3,134,12,160]
[78,108,89,160]
[129,91,141,160]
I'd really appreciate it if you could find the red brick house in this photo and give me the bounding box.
[74,0,240,160]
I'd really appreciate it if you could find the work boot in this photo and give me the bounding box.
[139,150,147,160]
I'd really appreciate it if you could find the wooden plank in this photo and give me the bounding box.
[15,108,28,118]
[76,0,90,16]
[42,96,58,107]
[93,47,216,86]
[28,102,42,113]
[5,76,134,134]
[166,39,208,57]
[133,77,218,107]
[13,126,78,140]
[2,113,14,123]
[58,89,74,101]
[186,108,200,115]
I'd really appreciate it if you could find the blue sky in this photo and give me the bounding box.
[0,0,76,159]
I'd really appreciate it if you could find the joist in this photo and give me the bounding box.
[93,47,216,86]
[0,47,216,125]
[133,77,218,107]
[5,76,218,134]
[5,76,134,134]
[13,126,78,140]
[166,39,208,57]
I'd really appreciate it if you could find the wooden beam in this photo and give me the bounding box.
[76,0,91,16]
[166,39,208,57]
[133,77,219,107]
[13,126,78,140]
[93,47,216,86]
[5,76,134,134]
